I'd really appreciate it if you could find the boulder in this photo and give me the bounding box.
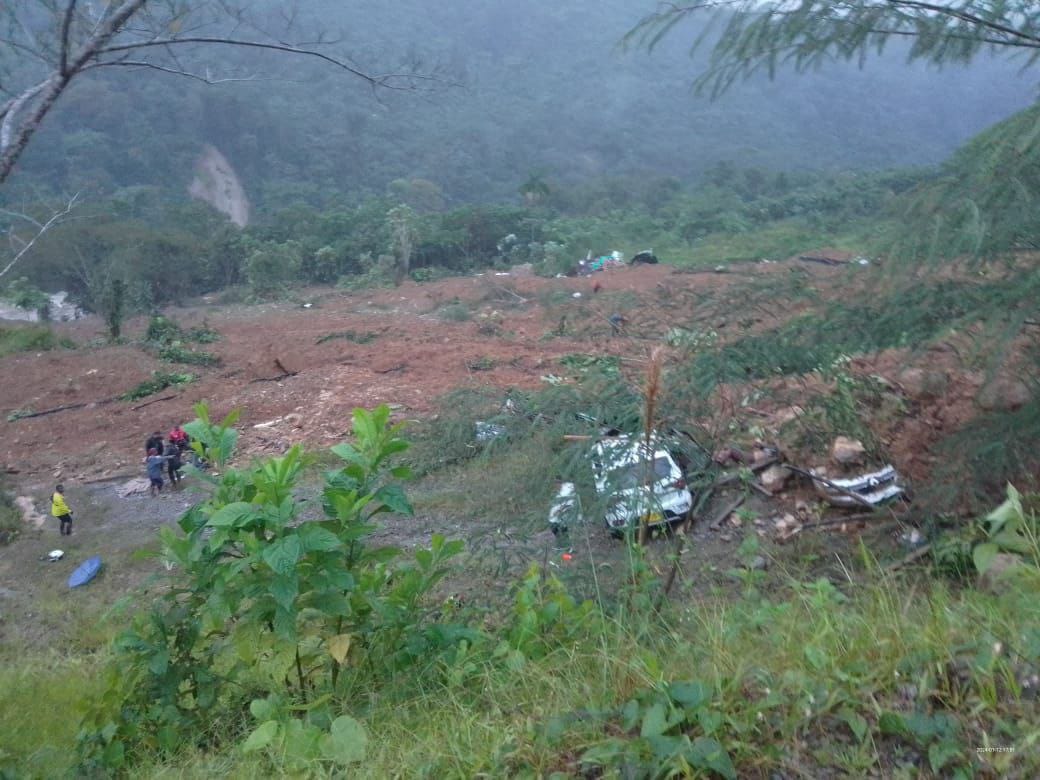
[978,552,1031,594]
[830,436,866,466]
[759,464,792,494]
[898,368,949,400]
[976,378,1033,412]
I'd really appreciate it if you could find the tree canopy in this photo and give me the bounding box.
[0,0,431,185]
[629,1,1040,261]
[629,1,1040,97]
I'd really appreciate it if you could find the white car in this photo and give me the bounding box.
[591,435,693,534]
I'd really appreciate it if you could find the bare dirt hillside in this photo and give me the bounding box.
[0,261,988,488]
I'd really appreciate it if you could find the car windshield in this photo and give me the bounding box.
[607,456,673,490]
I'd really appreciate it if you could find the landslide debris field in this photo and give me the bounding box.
[1,257,1038,640]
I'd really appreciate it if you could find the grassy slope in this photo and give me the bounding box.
[3,566,1037,777]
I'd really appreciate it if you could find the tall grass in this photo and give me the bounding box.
[0,324,74,358]
[104,569,1040,778]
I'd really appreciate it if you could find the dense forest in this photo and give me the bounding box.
[0,0,1034,320]
[3,0,1033,209]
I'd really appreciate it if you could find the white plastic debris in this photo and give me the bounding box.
[475,421,506,443]
[572,292,582,299]
[48,549,64,561]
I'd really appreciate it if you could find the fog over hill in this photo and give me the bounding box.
[7,0,1036,212]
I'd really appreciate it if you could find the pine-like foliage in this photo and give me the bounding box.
[628,1,1040,98]
[890,104,1040,262]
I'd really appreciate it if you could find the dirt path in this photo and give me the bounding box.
[0,477,194,649]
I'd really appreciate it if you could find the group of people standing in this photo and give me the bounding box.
[47,424,197,536]
[144,425,191,497]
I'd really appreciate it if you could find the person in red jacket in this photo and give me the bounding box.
[169,425,188,449]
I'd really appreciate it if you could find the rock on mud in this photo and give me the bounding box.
[976,377,1033,412]
[898,368,949,399]
[830,436,866,466]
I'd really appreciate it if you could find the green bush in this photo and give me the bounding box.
[438,301,472,322]
[144,315,184,345]
[77,405,466,774]
[120,371,195,401]
[0,481,20,545]
[157,344,220,366]
[0,325,74,357]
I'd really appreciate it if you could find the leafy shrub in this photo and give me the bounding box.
[2,277,50,318]
[157,344,220,366]
[144,315,184,345]
[315,330,378,345]
[0,325,74,357]
[0,481,20,545]
[438,301,472,322]
[78,405,467,773]
[186,323,221,343]
[244,241,303,296]
[120,371,195,401]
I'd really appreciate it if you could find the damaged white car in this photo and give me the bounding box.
[591,435,693,534]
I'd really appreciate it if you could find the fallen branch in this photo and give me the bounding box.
[374,363,406,374]
[785,465,877,511]
[798,255,845,267]
[9,401,89,420]
[793,512,886,532]
[489,284,528,304]
[273,357,297,377]
[887,543,932,571]
[714,456,778,487]
[708,494,746,530]
[130,393,177,411]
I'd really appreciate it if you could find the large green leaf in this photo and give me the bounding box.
[298,523,342,552]
[208,501,255,528]
[669,680,710,710]
[640,701,669,737]
[973,542,1000,574]
[263,535,303,574]
[686,737,736,780]
[372,484,413,516]
[321,715,368,764]
[241,720,280,753]
[269,573,298,609]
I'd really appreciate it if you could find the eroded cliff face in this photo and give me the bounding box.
[188,145,250,228]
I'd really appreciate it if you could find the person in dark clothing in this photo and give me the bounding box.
[145,448,167,497]
[164,440,183,486]
[145,431,164,457]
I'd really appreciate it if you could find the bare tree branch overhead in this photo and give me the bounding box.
[0,190,78,280]
[0,0,442,185]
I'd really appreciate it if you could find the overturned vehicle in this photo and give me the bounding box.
[591,434,694,535]
[549,430,703,540]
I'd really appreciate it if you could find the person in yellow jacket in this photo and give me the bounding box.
[51,484,73,536]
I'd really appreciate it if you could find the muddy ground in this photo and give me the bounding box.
[0,260,973,645]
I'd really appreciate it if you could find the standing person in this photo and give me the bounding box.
[51,484,73,536]
[169,424,188,451]
[164,439,183,487]
[145,448,167,497]
[145,430,164,457]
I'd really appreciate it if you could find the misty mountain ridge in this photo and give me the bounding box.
[5,0,1035,215]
